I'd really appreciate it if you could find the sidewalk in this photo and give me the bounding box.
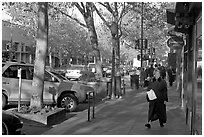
[42,85,191,135]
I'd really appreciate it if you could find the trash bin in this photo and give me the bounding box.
[121,78,125,95]
[135,75,139,89]
[107,79,112,97]
[130,75,139,90]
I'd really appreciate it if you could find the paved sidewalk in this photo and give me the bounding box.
[43,85,191,135]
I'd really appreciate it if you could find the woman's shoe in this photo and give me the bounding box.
[160,122,164,127]
[145,123,151,128]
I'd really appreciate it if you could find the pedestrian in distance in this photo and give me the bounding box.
[160,66,166,80]
[140,68,146,87]
[148,64,154,78]
[145,70,168,128]
[167,66,175,86]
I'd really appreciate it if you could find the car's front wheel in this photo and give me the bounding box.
[58,93,78,112]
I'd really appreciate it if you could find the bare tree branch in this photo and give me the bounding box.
[119,2,126,21]
[114,2,118,16]
[93,4,111,28]
[118,3,126,38]
[98,2,114,14]
[105,2,114,14]
[73,2,85,15]
[49,3,87,28]
[80,2,86,13]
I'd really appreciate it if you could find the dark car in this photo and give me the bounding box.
[2,111,23,135]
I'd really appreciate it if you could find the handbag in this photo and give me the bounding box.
[146,89,157,100]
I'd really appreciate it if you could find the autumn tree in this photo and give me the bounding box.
[49,2,103,77]
[123,2,174,63]
[93,2,129,98]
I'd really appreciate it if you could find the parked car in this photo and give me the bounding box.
[2,111,23,135]
[2,62,94,112]
[65,65,85,80]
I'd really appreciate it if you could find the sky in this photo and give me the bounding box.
[2,10,12,21]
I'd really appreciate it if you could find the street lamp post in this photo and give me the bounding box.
[141,2,144,69]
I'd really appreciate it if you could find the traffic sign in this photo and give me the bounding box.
[167,26,183,37]
[167,36,184,49]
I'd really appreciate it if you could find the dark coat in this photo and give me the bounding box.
[167,68,175,82]
[146,78,168,123]
[148,67,154,77]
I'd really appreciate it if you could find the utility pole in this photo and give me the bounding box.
[141,2,144,69]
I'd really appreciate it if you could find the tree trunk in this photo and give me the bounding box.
[115,36,121,97]
[84,14,102,78]
[31,2,48,109]
[110,20,121,98]
[111,38,116,99]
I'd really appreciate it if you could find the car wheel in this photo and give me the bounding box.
[58,93,77,112]
[2,94,7,109]
[2,122,9,135]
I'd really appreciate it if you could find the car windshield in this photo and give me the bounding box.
[51,71,67,80]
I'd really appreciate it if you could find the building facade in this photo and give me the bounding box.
[2,20,59,67]
[167,2,202,134]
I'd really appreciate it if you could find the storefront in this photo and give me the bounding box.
[167,2,202,134]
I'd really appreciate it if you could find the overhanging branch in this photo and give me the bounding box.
[93,4,111,28]
[49,3,87,28]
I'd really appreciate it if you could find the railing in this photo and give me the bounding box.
[87,91,95,122]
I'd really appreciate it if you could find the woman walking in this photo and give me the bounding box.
[145,70,168,128]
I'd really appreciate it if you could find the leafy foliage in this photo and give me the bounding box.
[2,2,175,66]
[2,2,91,63]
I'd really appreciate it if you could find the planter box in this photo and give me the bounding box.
[10,108,66,126]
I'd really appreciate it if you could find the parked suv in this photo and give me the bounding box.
[2,62,94,112]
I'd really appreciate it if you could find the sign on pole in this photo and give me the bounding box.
[167,36,184,49]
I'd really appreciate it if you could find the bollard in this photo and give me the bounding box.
[88,92,90,121]
[135,75,139,89]
[121,79,125,95]
[92,92,95,119]
[130,75,133,88]
[106,80,112,97]
[88,91,95,122]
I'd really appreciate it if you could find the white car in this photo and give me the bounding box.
[65,65,85,80]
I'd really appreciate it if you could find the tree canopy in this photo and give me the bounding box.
[2,2,175,66]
